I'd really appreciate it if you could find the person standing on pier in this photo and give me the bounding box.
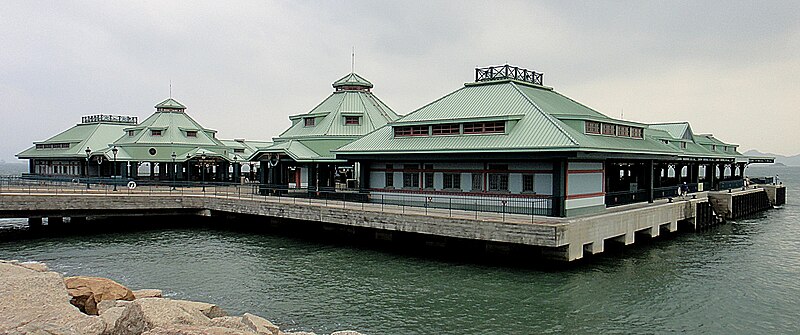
[680,182,689,198]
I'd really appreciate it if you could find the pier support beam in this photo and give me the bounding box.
[643,225,660,238]
[612,232,635,245]
[568,243,584,261]
[584,240,605,255]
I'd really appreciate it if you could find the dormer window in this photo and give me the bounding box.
[681,142,687,149]
[344,116,360,125]
[463,121,505,134]
[151,130,162,136]
[304,117,315,127]
[128,130,135,137]
[186,131,197,137]
[712,145,717,151]
[234,148,245,154]
[394,125,429,137]
[585,121,601,134]
[432,123,460,135]
[616,125,631,137]
[602,123,615,135]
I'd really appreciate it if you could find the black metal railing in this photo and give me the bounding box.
[475,64,543,85]
[0,176,565,221]
[605,183,703,207]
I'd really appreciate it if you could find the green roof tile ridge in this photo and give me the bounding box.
[394,86,468,123]
[509,82,579,146]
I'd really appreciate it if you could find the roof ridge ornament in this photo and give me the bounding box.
[475,64,543,86]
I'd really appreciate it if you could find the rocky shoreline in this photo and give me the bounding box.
[0,260,364,335]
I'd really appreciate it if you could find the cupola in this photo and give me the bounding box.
[332,73,373,92]
[154,98,187,112]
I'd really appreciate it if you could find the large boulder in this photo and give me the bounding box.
[209,316,255,332]
[173,300,228,319]
[141,325,256,335]
[111,298,211,335]
[0,261,105,335]
[241,313,280,335]
[101,306,127,334]
[133,289,163,299]
[65,276,135,315]
[98,299,132,315]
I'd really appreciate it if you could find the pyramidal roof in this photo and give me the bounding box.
[155,98,187,110]
[110,98,229,161]
[255,72,399,161]
[276,72,399,141]
[332,72,373,89]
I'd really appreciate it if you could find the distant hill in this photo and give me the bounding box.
[0,161,27,176]
[744,150,800,166]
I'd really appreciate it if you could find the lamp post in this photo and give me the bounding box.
[201,153,207,192]
[85,147,91,189]
[111,146,118,191]
[171,151,177,190]
[233,155,238,184]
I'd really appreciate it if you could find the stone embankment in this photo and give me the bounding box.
[0,260,364,335]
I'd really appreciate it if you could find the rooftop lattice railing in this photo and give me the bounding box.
[475,64,543,85]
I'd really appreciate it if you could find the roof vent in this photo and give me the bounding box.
[475,64,543,86]
[234,138,246,143]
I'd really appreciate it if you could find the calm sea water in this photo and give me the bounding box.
[1,166,798,334]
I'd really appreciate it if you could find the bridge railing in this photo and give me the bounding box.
[0,176,564,222]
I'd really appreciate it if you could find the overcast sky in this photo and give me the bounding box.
[1,1,798,162]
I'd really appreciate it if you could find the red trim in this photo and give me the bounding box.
[369,188,552,199]
[566,192,606,200]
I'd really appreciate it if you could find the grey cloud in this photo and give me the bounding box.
[1,1,798,161]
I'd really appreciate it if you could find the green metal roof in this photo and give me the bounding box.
[114,101,223,147]
[255,73,399,162]
[109,98,235,162]
[336,80,741,160]
[155,98,186,109]
[332,72,373,88]
[17,122,132,159]
[650,122,693,140]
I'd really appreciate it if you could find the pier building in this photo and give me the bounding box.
[17,115,139,177]
[336,65,771,216]
[250,72,400,192]
[18,98,269,182]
